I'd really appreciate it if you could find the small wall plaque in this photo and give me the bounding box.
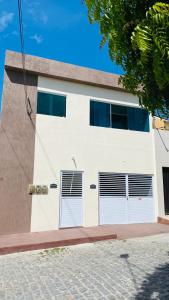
[28,184,36,195]
[36,185,42,195]
[41,185,48,194]
[50,183,57,189]
[90,184,96,189]
[28,185,48,195]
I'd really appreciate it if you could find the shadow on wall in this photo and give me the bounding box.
[135,260,169,299]
[6,69,37,86]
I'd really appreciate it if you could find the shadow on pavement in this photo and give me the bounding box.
[120,253,169,299]
[135,262,169,300]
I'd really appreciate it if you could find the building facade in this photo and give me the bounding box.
[0,50,168,235]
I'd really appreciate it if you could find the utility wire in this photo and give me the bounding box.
[1,104,57,228]
[17,0,32,117]
[17,0,58,180]
[15,0,120,238]
[156,128,169,152]
[153,117,169,152]
[15,0,61,227]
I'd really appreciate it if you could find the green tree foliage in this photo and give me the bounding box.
[85,0,169,116]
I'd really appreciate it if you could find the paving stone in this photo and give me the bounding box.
[1,234,169,299]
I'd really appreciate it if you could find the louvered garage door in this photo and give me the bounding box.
[60,171,83,228]
[99,173,128,224]
[128,174,154,223]
[99,173,154,224]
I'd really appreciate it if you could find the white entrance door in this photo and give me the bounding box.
[60,171,83,228]
[99,172,154,224]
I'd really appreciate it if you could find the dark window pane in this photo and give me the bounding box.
[111,104,127,115]
[111,104,128,129]
[128,107,149,132]
[90,101,110,127]
[111,114,128,129]
[37,92,66,117]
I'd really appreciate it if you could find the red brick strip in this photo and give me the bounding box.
[1,223,169,256]
[158,217,169,225]
[0,226,117,255]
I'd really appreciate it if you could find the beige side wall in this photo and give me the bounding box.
[0,70,37,235]
[154,130,169,218]
[31,77,155,232]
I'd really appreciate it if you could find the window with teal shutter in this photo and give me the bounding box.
[90,100,150,132]
[37,92,66,117]
[128,107,149,132]
[90,101,110,127]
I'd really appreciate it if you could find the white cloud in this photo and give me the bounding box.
[26,1,48,25]
[0,11,14,32]
[25,1,83,31]
[3,30,19,39]
[30,34,43,44]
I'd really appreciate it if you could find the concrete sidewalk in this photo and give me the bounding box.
[0,223,169,255]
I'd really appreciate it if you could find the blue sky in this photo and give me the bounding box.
[0,0,123,108]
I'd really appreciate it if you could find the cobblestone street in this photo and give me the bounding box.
[1,234,169,299]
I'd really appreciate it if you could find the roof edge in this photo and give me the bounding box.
[5,50,126,92]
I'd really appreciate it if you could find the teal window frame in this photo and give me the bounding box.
[37,92,66,117]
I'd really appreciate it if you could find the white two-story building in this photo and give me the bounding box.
[0,50,169,235]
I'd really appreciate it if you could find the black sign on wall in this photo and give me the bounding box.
[50,183,57,189]
[90,184,96,189]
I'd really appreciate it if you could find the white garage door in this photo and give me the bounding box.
[128,174,154,223]
[99,173,128,224]
[60,171,83,228]
[99,173,155,224]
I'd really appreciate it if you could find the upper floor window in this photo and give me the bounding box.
[90,101,110,128]
[90,100,149,132]
[37,92,66,117]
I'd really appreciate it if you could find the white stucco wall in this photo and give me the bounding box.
[154,129,169,218]
[31,77,155,232]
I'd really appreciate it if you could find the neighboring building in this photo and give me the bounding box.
[153,117,169,223]
[0,50,168,235]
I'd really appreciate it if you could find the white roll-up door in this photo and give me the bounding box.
[60,171,83,228]
[99,173,128,224]
[128,174,155,223]
[99,172,155,224]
